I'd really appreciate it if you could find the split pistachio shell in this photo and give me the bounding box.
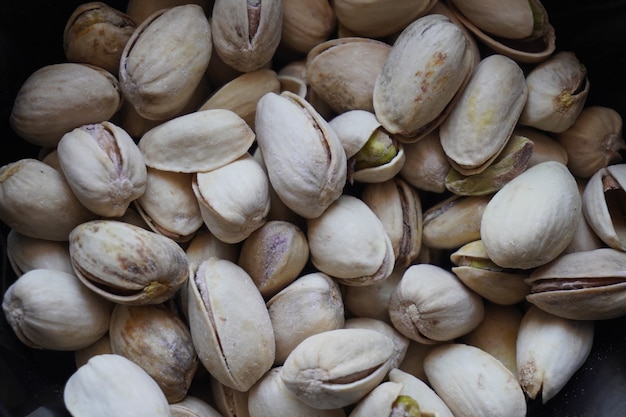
[439,54,528,175]
[210,375,251,417]
[424,343,527,417]
[139,109,256,173]
[373,14,474,139]
[193,153,270,244]
[516,306,594,403]
[10,63,122,148]
[248,367,346,417]
[64,353,172,417]
[267,272,345,364]
[255,91,347,219]
[388,263,484,344]
[169,395,224,417]
[0,159,98,241]
[526,248,626,320]
[387,368,455,417]
[109,303,198,403]
[69,219,189,305]
[361,178,422,267]
[7,229,73,277]
[398,129,450,193]
[237,220,309,298]
[135,168,203,242]
[2,269,113,351]
[187,258,275,392]
[306,37,391,114]
[306,195,395,286]
[347,381,403,417]
[211,0,283,72]
[450,239,531,305]
[280,328,395,409]
[555,106,625,178]
[57,122,147,218]
[119,4,212,120]
[63,2,136,74]
[581,163,626,250]
[519,51,590,133]
[481,161,581,269]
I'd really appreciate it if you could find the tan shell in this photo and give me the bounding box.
[398,129,451,193]
[119,4,212,120]
[10,63,122,147]
[2,269,113,351]
[388,368,456,417]
[280,0,336,54]
[210,375,252,417]
[169,395,224,417]
[138,109,256,173]
[6,229,73,277]
[69,219,189,305]
[449,0,534,39]
[187,258,275,392]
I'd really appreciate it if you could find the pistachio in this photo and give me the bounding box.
[449,0,535,39]
[387,368,455,417]
[516,126,569,168]
[6,229,73,277]
[344,317,409,370]
[342,265,404,323]
[280,0,336,54]
[398,129,451,193]
[169,395,224,417]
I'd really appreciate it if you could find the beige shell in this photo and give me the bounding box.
[373,13,474,139]
[69,219,189,305]
[255,91,347,219]
[481,161,581,269]
[439,54,528,175]
[398,129,451,193]
[306,195,395,286]
[57,122,147,217]
[64,354,171,417]
[344,317,409,370]
[348,381,404,417]
[169,396,224,417]
[187,257,275,392]
[0,159,98,241]
[342,265,404,323]
[2,269,113,351]
[387,368,456,417]
[6,229,74,277]
[280,328,395,409]
[280,0,336,54]
[138,109,256,173]
[119,4,212,120]
[449,0,534,39]
[210,375,251,417]
[192,153,270,244]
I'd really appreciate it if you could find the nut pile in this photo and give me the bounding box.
[2,0,626,416]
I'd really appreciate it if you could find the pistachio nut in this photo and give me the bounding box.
[481,161,581,269]
[255,91,347,219]
[398,129,450,193]
[440,54,528,175]
[2,269,113,351]
[109,303,198,402]
[424,343,527,417]
[516,305,594,403]
[347,381,408,417]
[0,159,98,241]
[449,0,535,39]
[280,328,395,409]
[119,4,212,120]
[138,109,256,174]
[306,195,395,286]
[187,257,275,392]
[69,219,189,305]
[57,122,147,218]
[388,263,485,344]
[6,229,73,277]
[373,13,474,139]
[525,248,626,320]
[63,2,136,74]
[211,0,283,72]
[64,354,171,417]
[387,368,456,417]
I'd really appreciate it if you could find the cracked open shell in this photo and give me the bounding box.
[69,219,189,305]
[387,368,455,417]
[526,248,626,320]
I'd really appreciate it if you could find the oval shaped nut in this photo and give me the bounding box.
[119,4,212,120]
[64,353,171,417]
[344,317,409,370]
[255,91,347,219]
[481,161,581,269]
[0,159,98,241]
[57,122,147,218]
[69,219,189,305]
[187,258,275,392]
[307,195,395,286]
[10,63,122,148]
[211,0,283,72]
[440,54,528,175]
[373,14,474,139]
[7,229,74,277]
[280,0,336,54]
[280,328,395,409]
[389,263,484,344]
[193,153,270,244]
[399,129,450,193]
[424,343,527,417]
[449,0,534,39]
[306,37,391,114]
[2,269,113,351]
[139,109,256,173]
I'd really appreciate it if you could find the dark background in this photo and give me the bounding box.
[2,1,626,416]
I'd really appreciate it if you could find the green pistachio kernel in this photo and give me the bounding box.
[353,129,397,170]
[390,395,421,417]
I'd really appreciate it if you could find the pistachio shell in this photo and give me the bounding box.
[6,229,74,277]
